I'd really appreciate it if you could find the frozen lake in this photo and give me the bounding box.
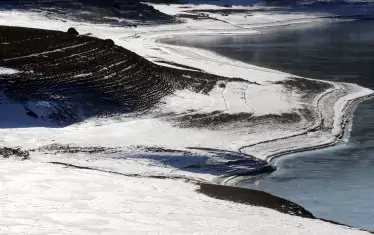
[162,20,374,231]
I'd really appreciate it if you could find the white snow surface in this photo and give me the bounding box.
[0,160,370,235]
[0,4,374,234]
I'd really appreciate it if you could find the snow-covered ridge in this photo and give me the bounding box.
[1,4,374,234]
[0,4,373,181]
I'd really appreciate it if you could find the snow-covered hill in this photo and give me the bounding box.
[1,2,374,234]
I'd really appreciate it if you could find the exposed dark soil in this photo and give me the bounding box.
[197,183,374,233]
[173,111,301,129]
[198,183,315,218]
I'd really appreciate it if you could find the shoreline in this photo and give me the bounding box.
[134,13,374,230]
[1,5,374,233]
[50,157,372,233]
[150,23,373,185]
[196,182,374,233]
[2,159,371,235]
[266,93,374,163]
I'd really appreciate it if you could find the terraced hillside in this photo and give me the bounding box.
[1,0,174,25]
[0,26,241,125]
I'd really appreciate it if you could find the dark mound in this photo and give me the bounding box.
[198,183,315,218]
[67,27,79,36]
[0,26,235,125]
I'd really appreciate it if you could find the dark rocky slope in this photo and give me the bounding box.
[0,25,321,128]
[0,26,237,125]
[0,0,175,25]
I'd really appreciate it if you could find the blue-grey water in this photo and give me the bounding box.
[162,21,374,231]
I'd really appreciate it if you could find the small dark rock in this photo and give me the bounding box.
[26,110,38,119]
[104,39,115,47]
[218,83,226,88]
[67,27,79,36]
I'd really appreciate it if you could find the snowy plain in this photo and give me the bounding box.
[1,160,370,235]
[1,2,374,234]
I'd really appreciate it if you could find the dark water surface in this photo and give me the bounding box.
[162,21,374,230]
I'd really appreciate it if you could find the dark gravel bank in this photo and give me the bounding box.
[198,183,315,218]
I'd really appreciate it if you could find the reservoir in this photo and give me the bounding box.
[161,21,374,230]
